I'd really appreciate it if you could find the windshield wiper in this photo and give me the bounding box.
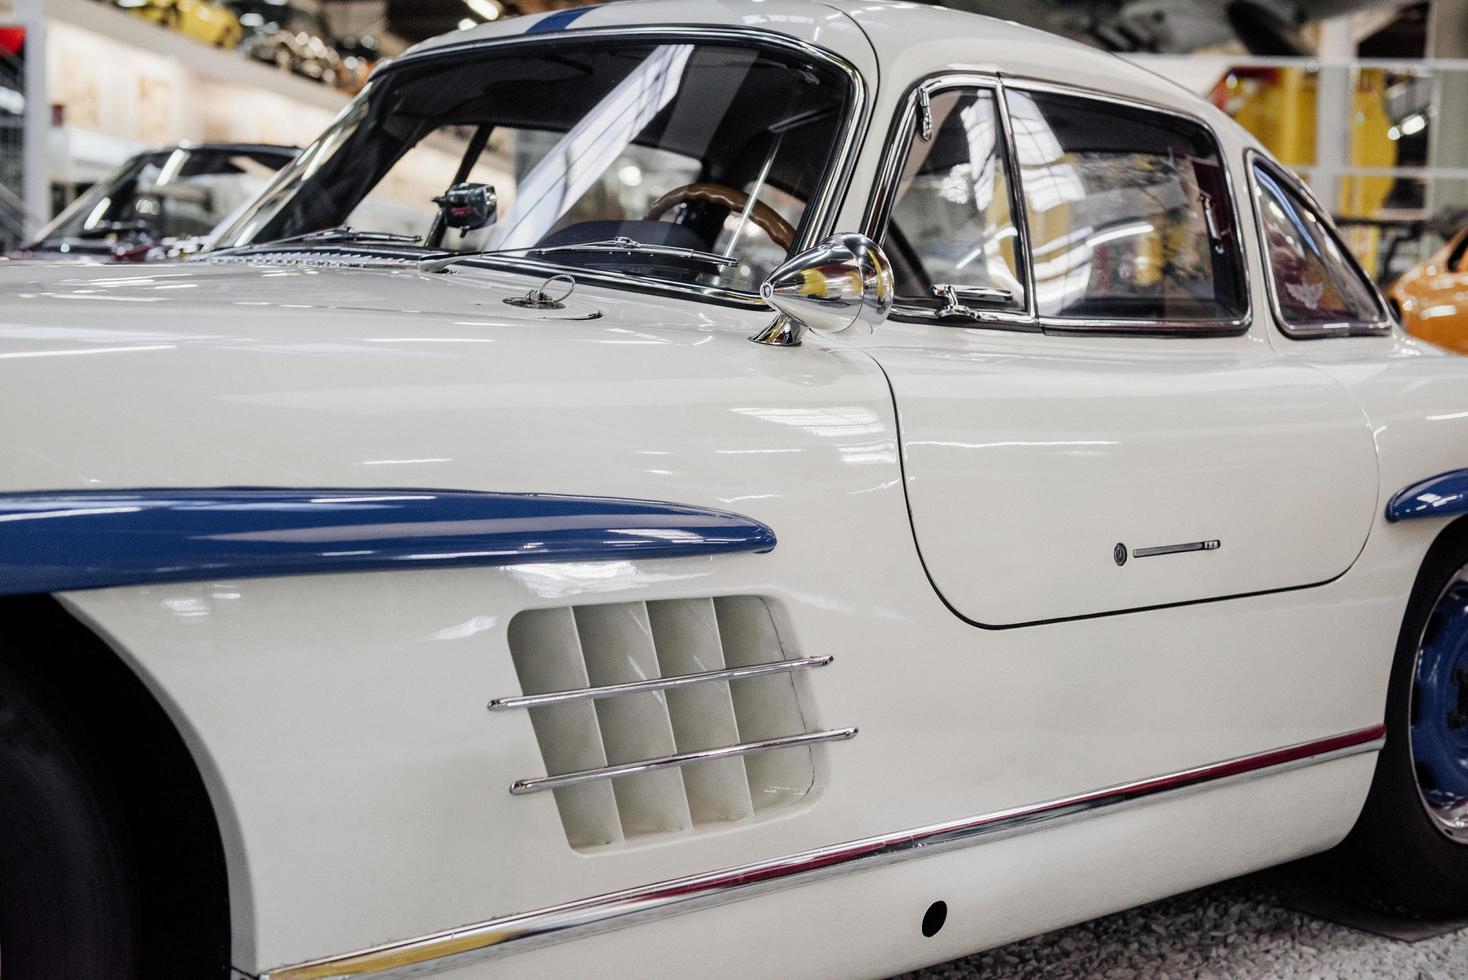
[418,236,738,274]
[209,226,423,256]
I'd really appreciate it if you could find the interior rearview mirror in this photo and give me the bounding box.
[433,182,498,231]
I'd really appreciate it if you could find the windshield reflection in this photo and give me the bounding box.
[211,39,854,296]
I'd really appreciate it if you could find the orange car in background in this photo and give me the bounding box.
[1391,227,1468,353]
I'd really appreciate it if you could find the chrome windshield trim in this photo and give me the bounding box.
[509,727,857,796]
[865,73,1254,336]
[260,725,1383,980]
[225,26,869,313]
[488,655,833,711]
[1243,149,1394,340]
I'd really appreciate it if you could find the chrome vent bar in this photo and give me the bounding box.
[509,727,856,796]
[499,597,848,849]
[489,655,833,711]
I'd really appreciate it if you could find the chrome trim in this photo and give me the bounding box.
[863,73,1035,329]
[864,73,1255,337]
[749,314,803,346]
[508,727,857,796]
[933,283,1015,320]
[502,273,577,310]
[995,76,1040,323]
[1243,149,1394,340]
[365,26,870,313]
[261,726,1384,980]
[1133,540,1222,559]
[488,655,833,711]
[916,87,934,142]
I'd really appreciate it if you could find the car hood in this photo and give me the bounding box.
[0,257,728,335]
[0,257,894,500]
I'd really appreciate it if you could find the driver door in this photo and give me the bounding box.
[858,77,1377,626]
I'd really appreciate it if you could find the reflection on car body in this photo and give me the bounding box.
[3,4,1468,980]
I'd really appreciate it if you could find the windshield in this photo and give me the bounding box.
[212,38,855,294]
[35,147,294,251]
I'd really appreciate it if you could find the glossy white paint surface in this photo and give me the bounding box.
[870,324,1379,624]
[1,2,1467,977]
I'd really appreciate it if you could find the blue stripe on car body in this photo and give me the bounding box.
[0,489,776,596]
[1385,469,1468,522]
[525,7,594,33]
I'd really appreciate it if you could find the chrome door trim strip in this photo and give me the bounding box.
[488,655,833,711]
[1133,540,1222,559]
[509,727,858,796]
[260,725,1384,980]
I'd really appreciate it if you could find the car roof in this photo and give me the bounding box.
[396,0,1247,150]
[406,3,1175,89]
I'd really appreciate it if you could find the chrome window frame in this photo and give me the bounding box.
[241,27,870,312]
[863,73,1038,331]
[865,74,1253,337]
[1244,149,1393,340]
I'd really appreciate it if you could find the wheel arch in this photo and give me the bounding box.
[0,593,234,975]
[1407,514,1468,601]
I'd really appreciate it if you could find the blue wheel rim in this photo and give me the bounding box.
[1411,578,1468,840]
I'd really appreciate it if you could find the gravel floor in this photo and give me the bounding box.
[894,871,1468,979]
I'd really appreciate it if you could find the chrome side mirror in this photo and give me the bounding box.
[752,233,894,347]
[432,182,498,231]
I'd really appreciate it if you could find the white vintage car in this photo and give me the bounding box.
[3,2,1468,978]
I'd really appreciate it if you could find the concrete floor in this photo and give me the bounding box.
[894,872,1468,980]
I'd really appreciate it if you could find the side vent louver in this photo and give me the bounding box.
[496,596,852,850]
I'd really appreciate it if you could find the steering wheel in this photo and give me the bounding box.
[644,183,796,251]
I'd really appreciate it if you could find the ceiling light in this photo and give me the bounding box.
[457,17,476,30]
[465,0,503,21]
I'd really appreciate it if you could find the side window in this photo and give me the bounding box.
[882,87,1025,314]
[1007,90,1248,325]
[1251,160,1387,335]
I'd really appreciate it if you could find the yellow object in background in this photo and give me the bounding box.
[121,0,242,50]
[1390,228,1468,354]
[1213,67,1397,276]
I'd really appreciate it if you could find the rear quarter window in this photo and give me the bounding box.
[1250,156,1389,337]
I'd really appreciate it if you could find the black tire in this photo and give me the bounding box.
[0,659,139,978]
[1333,528,1468,917]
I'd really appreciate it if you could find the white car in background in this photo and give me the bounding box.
[14,142,297,261]
[1,3,1467,978]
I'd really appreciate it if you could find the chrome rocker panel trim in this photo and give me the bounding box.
[260,725,1384,980]
[1385,469,1468,522]
[0,489,776,596]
